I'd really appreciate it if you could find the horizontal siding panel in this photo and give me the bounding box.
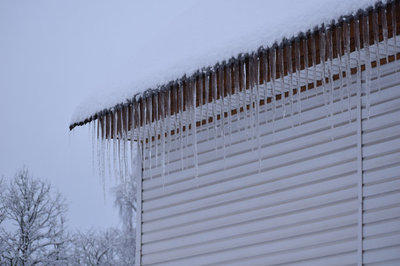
[143,226,357,265]
[363,245,400,265]
[143,205,358,254]
[143,174,357,233]
[221,240,357,266]
[143,188,357,243]
[144,162,356,222]
[364,205,400,224]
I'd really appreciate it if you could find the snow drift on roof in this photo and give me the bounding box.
[71,0,382,126]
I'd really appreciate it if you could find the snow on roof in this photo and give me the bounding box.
[71,0,382,127]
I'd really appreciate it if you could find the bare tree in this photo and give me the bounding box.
[0,168,69,265]
[70,228,122,265]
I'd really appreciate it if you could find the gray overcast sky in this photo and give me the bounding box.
[0,0,196,230]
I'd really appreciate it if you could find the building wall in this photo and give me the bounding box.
[136,60,400,265]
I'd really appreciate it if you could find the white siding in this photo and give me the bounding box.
[362,66,400,265]
[137,61,400,265]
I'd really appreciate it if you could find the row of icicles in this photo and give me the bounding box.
[88,3,399,190]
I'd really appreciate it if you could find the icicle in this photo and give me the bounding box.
[113,110,118,179]
[373,9,382,97]
[261,50,269,118]
[254,54,262,173]
[303,36,309,99]
[107,112,112,180]
[226,62,233,148]
[392,1,398,70]
[136,97,144,184]
[99,118,106,199]
[146,94,153,181]
[91,120,96,176]
[178,82,185,170]
[192,76,199,182]
[327,26,335,134]
[198,73,204,129]
[153,93,159,178]
[233,62,241,126]
[160,90,166,190]
[118,108,124,181]
[247,57,255,145]
[212,69,219,157]
[295,38,302,126]
[320,27,329,119]
[344,21,352,122]
[184,80,191,170]
[278,44,286,118]
[131,102,137,178]
[286,43,294,127]
[205,71,210,141]
[382,6,389,63]
[137,98,144,177]
[166,87,172,177]
[240,57,250,138]
[124,106,129,178]
[363,13,372,119]
[311,33,318,97]
[336,24,345,112]
[218,64,227,167]
[100,116,106,181]
[269,46,277,134]
[355,17,362,111]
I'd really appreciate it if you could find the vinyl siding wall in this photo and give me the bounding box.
[136,60,400,265]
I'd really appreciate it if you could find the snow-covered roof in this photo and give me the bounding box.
[70,0,383,129]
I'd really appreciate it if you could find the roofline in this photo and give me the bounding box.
[69,0,397,131]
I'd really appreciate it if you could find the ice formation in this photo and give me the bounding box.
[86,3,399,189]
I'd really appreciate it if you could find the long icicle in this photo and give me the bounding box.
[173,83,179,171]
[226,62,233,148]
[373,9,382,97]
[254,54,261,173]
[218,64,227,168]
[270,46,277,134]
[327,26,335,136]
[147,94,153,181]
[184,80,190,170]
[344,20,352,122]
[279,44,286,118]
[212,69,218,158]
[241,57,250,138]
[233,62,241,129]
[153,93,159,179]
[205,71,210,141]
[392,1,398,71]
[160,89,166,190]
[382,5,389,63]
[262,49,269,120]
[355,17,362,116]
[192,76,199,183]
[295,38,302,126]
[303,35,309,100]
[320,26,329,119]
[179,82,184,171]
[336,24,345,112]
[166,87,172,177]
[286,42,294,127]
[311,33,318,98]
[363,13,372,119]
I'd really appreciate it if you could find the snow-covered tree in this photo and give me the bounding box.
[113,174,137,265]
[0,168,69,265]
[70,228,123,265]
